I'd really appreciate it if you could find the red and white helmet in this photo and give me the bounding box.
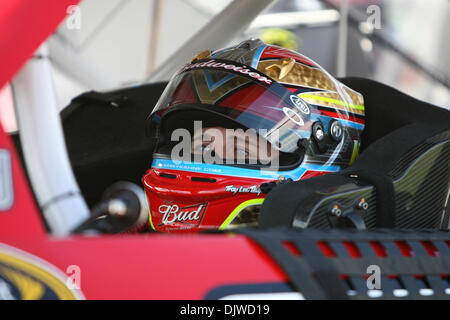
[143,39,365,232]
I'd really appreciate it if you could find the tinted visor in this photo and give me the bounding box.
[150,59,314,153]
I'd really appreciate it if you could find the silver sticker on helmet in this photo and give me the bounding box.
[283,107,304,126]
[290,95,310,115]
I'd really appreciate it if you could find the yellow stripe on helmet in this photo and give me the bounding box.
[300,93,365,111]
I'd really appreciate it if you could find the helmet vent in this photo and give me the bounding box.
[159,173,177,179]
[191,177,216,183]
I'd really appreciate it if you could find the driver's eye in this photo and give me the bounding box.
[190,129,258,161]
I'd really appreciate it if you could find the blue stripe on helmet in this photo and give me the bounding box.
[152,158,340,181]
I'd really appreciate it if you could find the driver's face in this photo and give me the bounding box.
[191,126,277,163]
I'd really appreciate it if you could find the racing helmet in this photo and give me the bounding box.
[143,39,365,232]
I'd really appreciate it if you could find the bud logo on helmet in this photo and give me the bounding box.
[158,203,207,227]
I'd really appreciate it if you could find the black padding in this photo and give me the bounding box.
[61,82,167,205]
[61,82,167,166]
[342,123,450,228]
[346,123,446,174]
[259,174,352,228]
[339,77,450,151]
[259,123,450,229]
[260,79,450,229]
[61,82,168,206]
[63,90,134,119]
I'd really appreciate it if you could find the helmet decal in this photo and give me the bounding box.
[143,39,365,233]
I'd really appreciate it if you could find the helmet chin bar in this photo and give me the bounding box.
[12,44,90,236]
